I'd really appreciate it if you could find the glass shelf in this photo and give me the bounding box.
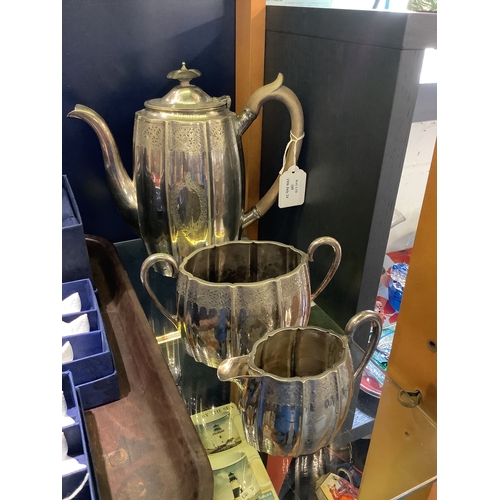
[114,238,436,499]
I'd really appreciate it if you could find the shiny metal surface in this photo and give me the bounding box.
[140,237,341,367]
[68,64,304,265]
[217,311,382,457]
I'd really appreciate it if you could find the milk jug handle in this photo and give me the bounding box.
[237,74,305,229]
[307,237,342,302]
[140,253,179,329]
[344,310,382,380]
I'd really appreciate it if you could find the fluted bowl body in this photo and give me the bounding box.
[177,240,312,367]
[221,326,354,457]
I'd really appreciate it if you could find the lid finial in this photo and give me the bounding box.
[167,62,202,86]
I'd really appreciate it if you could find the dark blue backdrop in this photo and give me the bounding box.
[62,0,236,242]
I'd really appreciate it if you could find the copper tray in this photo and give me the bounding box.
[84,235,214,500]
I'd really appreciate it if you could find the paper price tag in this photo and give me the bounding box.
[278,166,307,208]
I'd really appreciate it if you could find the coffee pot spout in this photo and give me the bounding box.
[67,104,139,234]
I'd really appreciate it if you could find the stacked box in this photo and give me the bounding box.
[62,175,93,284]
[62,278,120,410]
[62,371,100,500]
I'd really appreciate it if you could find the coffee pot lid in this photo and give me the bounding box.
[144,62,229,111]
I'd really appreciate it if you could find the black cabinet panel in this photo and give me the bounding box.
[259,7,436,332]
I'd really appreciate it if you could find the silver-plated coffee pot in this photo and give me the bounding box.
[68,63,304,266]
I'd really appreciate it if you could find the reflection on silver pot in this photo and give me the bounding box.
[217,311,382,457]
[140,237,341,367]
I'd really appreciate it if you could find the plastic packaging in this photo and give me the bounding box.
[388,263,409,312]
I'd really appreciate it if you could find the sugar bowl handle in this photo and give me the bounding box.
[307,236,342,302]
[140,253,179,329]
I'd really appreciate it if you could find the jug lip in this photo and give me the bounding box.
[178,239,309,288]
[247,326,349,383]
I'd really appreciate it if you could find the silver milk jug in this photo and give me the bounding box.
[217,311,382,457]
[68,63,304,266]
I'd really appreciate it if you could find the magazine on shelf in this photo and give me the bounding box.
[191,403,278,500]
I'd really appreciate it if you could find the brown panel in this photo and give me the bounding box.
[427,481,437,500]
[358,143,437,498]
[358,380,437,499]
[386,143,437,421]
[236,0,266,240]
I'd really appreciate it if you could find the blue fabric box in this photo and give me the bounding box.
[63,279,97,312]
[77,370,120,410]
[62,371,99,499]
[62,175,93,283]
[62,280,119,408]
[62,310,115,386]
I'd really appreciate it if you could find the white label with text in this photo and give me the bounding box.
[278,166,307,208]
